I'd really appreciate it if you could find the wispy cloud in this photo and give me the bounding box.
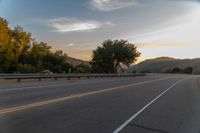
[67,43,75,47]
[37,18,112,33]
[90,0,137,11]
[124,3,200,46]
[89,0,200,12]
[137,42,191,49]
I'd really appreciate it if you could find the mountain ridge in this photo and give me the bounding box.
[128,57,200,73]
[68,57,90,66]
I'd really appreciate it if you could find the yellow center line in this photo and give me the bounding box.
[0,77,179,115]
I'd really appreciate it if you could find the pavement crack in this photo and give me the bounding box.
[130,123,169,133]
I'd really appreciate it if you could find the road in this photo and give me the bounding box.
[0,74,200,133]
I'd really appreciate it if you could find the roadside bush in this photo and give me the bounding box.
[73,63,91,73]
[17,64,36,73]
[183,67,193,74]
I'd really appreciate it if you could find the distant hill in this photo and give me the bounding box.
[68,57,90,66]
[128,57,200,73]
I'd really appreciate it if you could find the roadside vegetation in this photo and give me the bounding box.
[132,66,194,74]
[163,66,193,74]
[0,18,73,73]
[90,40,140,73]
[0,17,140,74]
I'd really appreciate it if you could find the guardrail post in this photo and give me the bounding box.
[1,73,146,83]
[17,78,21,82]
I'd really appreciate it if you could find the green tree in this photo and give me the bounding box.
[171,67,182,73]
[0,18,11,50]
[29,41,51,69]
[16,63,36,73]
[11,26,31,64]
[183,66,193,74]
[73,63,90,73]
[90,39,140,73]
[0,17,72,73]
[0,18,13,72]
[0,18,32,72]
[44,50,71,73]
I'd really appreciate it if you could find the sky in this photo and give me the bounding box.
[0,0,200,62]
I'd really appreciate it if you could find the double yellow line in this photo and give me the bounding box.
[0,88,117,115]
[0,77,178,115]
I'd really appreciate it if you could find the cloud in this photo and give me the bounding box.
[89,0,198,12]
[37,18,112,33]
[50,18,103,32]
[90,0,137,11]
[67,43,75,47]
[137,42,191,49]
[123,2,200,47]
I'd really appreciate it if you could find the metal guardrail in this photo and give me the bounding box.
[0,73,145,82]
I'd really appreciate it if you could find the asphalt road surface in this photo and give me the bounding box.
[0,74,200,133]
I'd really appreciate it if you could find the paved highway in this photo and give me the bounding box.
[0,74,200,133]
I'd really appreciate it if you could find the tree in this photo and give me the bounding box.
[141,70,150,73]
[90,39,140,73]
[0,18,11,49]
[11,26,31,61]
[16,63,36,73]
[44,50,71,73]
[29,41,51,69]
[171,67,182,73]
[183,66,193,74]
[0,18,13,72]
[0,18,32,72]
[0,17,72,73]
[73,63,91,73]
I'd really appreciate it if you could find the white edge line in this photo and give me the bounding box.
[113,78,186,133]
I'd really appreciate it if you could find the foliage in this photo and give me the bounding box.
[163,66,193,74]
[90,39,140,73]
[0,18,141,74]
[0,17,71,73]
[141,70,150,73]
[171,67,182,73]
[73,63,91,73]
[131,70,137,74]
[183,66,193,74]
[16,63,36,73]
